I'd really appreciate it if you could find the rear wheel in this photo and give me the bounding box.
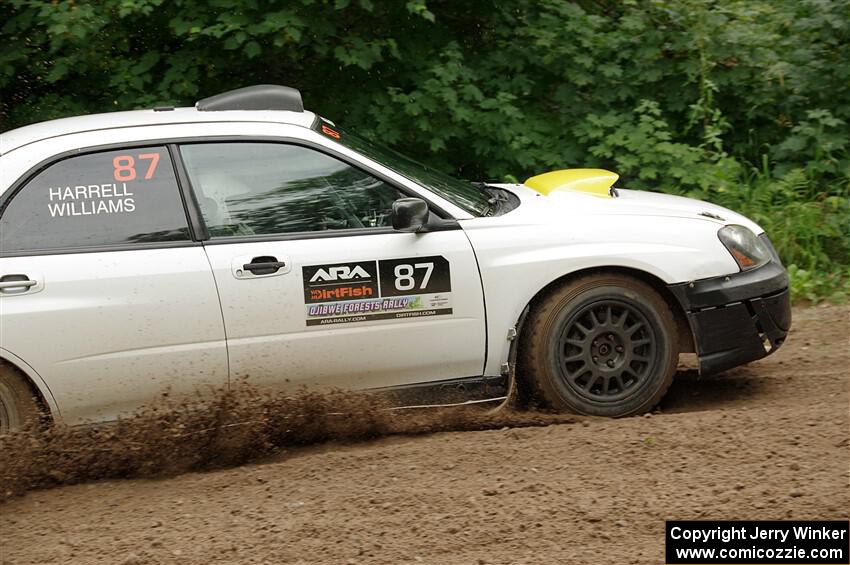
[520,273,678,417]
[0,362,43,434]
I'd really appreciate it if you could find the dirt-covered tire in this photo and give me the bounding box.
[519,273,678,417]
[0,362,43,434]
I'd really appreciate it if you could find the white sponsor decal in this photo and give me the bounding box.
[309,265,371,283]
[47,183,135,217]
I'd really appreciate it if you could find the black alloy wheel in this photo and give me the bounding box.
[519,273,679,417]
[557,299,659,402]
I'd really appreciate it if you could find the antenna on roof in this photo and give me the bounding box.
[196,85,304,112]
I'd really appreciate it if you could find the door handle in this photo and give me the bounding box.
[0,276,37,293]
[243,261,287,273]
[243,257,287,275]
[0,280,36,290]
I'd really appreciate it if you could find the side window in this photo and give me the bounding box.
[179,143,405,237]
[0,146,190,253]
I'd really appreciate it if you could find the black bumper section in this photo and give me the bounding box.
[668,258,792,375]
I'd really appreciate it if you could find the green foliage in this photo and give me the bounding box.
[1,0,848,301]
[787,264,850,304]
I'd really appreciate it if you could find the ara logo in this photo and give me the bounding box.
[309,265,371,283]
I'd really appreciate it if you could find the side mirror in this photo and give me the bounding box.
[391,197,429,233]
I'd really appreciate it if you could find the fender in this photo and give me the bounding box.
[1,347,61,421]
[486,254,684,376]
[460,213,740,377]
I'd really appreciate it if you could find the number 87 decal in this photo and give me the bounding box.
[394,262,434,291]
[113,152,160,182]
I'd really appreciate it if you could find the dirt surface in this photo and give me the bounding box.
[1,305,848,564]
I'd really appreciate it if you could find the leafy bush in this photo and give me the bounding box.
[1,0,847,300]
[787,265,850,304]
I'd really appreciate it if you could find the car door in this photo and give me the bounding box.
[0,145,228,424]
[178,141,486,392]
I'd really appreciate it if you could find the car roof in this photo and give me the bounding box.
[0,106,317,157]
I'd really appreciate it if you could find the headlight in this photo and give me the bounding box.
[718,225,770,271]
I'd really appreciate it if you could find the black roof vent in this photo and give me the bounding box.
[196,85,304,112]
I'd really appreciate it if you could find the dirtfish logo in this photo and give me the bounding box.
[310,265,371,283]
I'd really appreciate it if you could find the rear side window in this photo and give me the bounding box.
[0,147,190,253]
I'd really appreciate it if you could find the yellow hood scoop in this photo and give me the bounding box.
[524,169,619,198]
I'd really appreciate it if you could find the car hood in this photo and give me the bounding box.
[491,183,764,234]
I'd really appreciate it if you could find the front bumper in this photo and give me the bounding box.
[668,253,791,375]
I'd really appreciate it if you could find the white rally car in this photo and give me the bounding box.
[0,85,791,431]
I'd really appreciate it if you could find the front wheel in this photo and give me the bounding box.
[519,273,678,417]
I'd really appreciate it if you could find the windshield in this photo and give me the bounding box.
[313,120,492,216]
